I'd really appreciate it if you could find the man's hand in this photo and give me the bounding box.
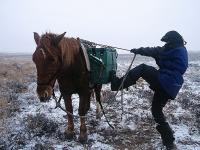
[130,47,144,54]
[130,48,139,54]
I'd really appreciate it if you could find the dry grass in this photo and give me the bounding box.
[0,98,9,119]
[24,113,59,136]
[0,54,36,136]
[0,55,35,83]
[0,53,200,149]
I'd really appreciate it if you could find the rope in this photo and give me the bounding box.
[51,55,137,129]
[114,54,137,96]
[52,93,87,119]
[96,94,115,129]
[80,39,131,51]
[53,91,114,129]
[107,54,137,120]
[79,39,137,122]
[52,91,85,118]
[52,40,136,128]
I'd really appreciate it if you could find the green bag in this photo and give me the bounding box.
[87,48,117,84]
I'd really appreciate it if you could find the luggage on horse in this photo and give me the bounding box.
[87,47,118,84]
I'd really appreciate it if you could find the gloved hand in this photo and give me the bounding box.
[130,48,139,54]
[130,47,144,54]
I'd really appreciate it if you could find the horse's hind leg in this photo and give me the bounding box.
[63,94,75,140]
[78,91,90,143]
[94,84,102,119]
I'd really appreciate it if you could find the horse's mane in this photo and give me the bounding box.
[40,32,80,66]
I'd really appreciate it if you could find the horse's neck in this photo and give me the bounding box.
[61,38,80,67]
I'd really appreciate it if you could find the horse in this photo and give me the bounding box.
[32,32,102,142]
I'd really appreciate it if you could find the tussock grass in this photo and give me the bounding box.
[0,54,36,140]
[0,55,35,105]
[24,113,58,136]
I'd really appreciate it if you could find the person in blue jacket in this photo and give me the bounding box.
[110,31,188,149]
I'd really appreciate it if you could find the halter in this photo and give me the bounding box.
[36,48,63,88]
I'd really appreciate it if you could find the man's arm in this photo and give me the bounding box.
[131,46,163,59]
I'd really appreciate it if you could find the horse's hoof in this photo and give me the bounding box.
[78,134,88,144]
[64,130,75,140]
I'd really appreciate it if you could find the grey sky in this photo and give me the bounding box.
[0,0,199,53]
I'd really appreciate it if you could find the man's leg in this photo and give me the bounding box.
[110,64,159,91]
[152,90,175,149]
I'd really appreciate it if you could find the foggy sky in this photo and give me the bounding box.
[0,0,199,53]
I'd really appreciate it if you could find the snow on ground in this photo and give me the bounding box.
[1,53,200,149]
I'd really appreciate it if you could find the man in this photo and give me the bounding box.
[110,31,188,149]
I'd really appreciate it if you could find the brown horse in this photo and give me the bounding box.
[32,32,102,142]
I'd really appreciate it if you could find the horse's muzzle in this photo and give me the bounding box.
[37,87,53,102]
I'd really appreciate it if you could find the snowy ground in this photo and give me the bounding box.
[0,53,200,150]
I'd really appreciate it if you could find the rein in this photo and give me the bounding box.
[52,88,114,128]
[37,68,61,87]
[50,45,115,128]
[52,93,87,119]
[38,39,136,129]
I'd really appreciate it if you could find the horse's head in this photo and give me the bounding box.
[32,32,66,102]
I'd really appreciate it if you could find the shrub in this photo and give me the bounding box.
[24,113,58,136]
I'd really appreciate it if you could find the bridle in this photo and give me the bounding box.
[36,47,63,89]
[37,66,62,87]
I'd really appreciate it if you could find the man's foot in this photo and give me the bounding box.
[156,123,175,150]
[110,71,122,91]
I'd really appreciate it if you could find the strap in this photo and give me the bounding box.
[96,97,114,129]
[80,43,91,72]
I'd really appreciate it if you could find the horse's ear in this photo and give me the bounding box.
[34,32,40,45]
[54,32,66,45]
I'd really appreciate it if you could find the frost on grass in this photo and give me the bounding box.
[1,53,200,149]
[24,113,59,136]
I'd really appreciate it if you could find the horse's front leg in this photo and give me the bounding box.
[63,94,75,140]
[78,91,90,143]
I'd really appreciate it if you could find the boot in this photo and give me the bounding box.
[156,123,175,149]
[110,70,122,91]
[165,143,177,150]
[110,71,134,91]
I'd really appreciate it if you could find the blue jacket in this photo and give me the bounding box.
[136,45,188,99]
